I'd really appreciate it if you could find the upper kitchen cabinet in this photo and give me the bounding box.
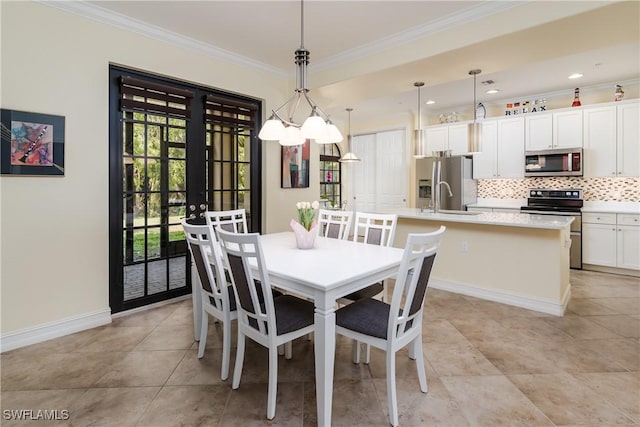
[583,100,639,177]
[473,120,497,179]
[525,109,582,150]
[473,117,524,179]
[425,122,469,156]
[617,101,640,177]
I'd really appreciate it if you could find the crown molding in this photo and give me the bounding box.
[38,0,288,80]
[312,1,525,72]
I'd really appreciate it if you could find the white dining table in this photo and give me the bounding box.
[191,231,405,426]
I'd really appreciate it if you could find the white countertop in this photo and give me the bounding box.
[582,201,640,214]
[380,208,574,230]
[468,198,527,209]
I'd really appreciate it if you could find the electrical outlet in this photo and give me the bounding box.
[461,241,469,252]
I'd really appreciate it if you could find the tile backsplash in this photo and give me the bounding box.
[478,177,640,202]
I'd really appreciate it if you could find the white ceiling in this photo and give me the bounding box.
[78,1,640,122]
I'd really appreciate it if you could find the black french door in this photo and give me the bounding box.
[108,65,262,313]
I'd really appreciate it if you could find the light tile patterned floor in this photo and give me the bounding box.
[1,269,638,426]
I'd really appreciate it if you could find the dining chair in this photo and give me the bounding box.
[342,211,398,363]
[205,208,248,233]
[216,229,315,420]
[335,226,445,427]
[317,208,353,240]
[182,220,237,381]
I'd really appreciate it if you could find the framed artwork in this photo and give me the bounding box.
[281,139,310,188]
[1,109,65,176]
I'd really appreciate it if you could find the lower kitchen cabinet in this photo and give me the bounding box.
[583,212,640,270]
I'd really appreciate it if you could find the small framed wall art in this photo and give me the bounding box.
[281,139,310,188]
[1,109,65,176]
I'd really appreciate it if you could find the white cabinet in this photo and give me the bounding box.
[617,102,640,177]
[554,110,583,148]
[496,117,525,178]
[583,105,616,177]
[473,118,524,179]
[525,110,582,150]
[473,120,497,179]
[583,212,640,270]
[447,123,469,155]
[583,100,640,177]
[425,126,447,154]
[525,114,552,150]
[425,123,469,156]
[618,214,640,270]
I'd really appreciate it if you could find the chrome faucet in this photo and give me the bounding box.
[434,181,453,213]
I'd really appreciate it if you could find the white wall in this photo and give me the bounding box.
[0,2,319,337]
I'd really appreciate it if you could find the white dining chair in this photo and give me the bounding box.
[342,211,398,363]
[182,220,237,381]
[205,208,248,233]
[216,229,315,421]
[335,226,445,427]
[317,208,353,240]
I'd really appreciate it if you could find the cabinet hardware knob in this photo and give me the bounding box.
[200,203,207,210]
[189,205,196,211]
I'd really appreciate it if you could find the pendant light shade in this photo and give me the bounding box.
[467,69,483,154]
[413,82,427,159]
[258,114,286,140]
[257,0,342,146]
[316,119,343,144]
[280,125,305,146]
[340,108,360,163]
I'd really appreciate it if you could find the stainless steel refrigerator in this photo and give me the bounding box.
[416,155,477,210]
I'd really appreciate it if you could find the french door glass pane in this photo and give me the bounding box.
[122,109,188,302]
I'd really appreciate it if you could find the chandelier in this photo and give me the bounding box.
[258,0,343,146]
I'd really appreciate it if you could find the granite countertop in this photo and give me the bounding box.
[469,199,640,214]
[382,208,574,230]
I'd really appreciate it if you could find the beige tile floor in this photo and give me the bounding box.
[2,269,638,426]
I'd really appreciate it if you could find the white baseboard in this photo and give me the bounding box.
[0,309,112,353]
[429,278,570,316]
[582,264,639,278]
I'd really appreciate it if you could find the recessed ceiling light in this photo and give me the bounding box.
[568,73,583,79]
[486,89,499,94]
[425,100,435,105]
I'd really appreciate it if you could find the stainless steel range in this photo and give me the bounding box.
[521,189,583,269]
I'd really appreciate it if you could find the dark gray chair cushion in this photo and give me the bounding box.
[273,295,314,335]
[336,298,390,339]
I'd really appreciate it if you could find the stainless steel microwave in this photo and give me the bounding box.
[524,148,583,177]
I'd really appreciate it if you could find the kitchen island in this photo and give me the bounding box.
[380,208,574,316]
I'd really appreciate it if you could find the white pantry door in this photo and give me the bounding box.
[351,133,377,213]
[352,129,407,213]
